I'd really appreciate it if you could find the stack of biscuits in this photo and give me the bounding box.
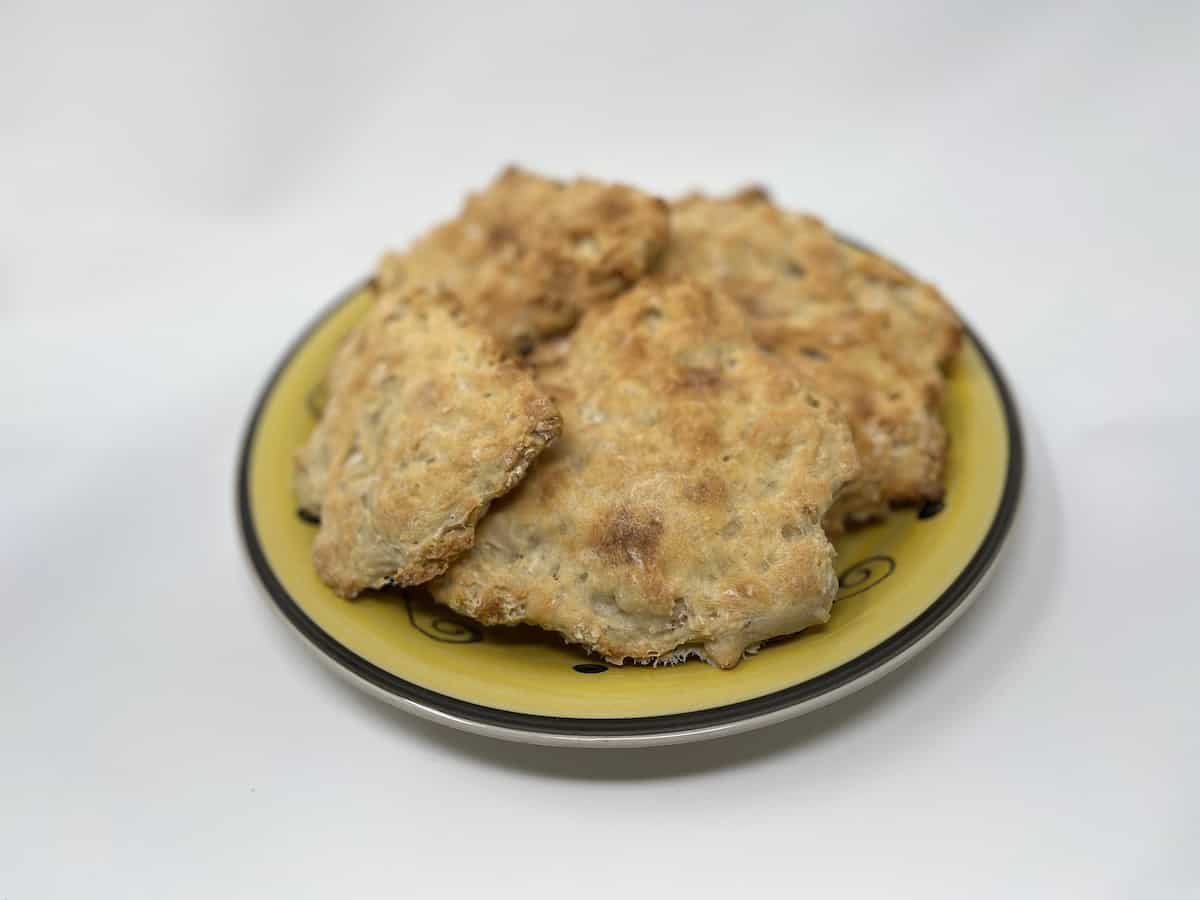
[295,168,961,668]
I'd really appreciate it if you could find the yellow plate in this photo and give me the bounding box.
[238,277,1023,747]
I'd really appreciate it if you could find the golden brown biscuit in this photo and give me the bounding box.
[659,190,961,531]
[294,286,561,598]
[429,279,859,668]
[377,167,669,352]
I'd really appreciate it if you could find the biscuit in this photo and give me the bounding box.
[660,190,961,531]
[294,285,561,597]
[429,279,859,667]
[377,167,669,352]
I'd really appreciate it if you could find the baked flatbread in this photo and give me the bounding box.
[660,190,961,531]
[377,167,669,352]
[294,286,561,598]
[429,279,859,667]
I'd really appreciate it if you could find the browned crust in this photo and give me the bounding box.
[375,167,669,352]
[429,279,859,668]
[659,192,962,531]
[294,285,561,598]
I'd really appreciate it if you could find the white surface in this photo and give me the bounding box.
[2,1,1198,896]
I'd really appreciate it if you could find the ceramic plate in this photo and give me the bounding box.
[238,272,1022,748]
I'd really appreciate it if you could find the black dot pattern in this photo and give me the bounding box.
[573,663,609,674]
[918,499,946,519]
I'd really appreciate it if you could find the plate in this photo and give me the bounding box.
[238,274,1023,748]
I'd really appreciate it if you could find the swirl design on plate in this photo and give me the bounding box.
[405,593,483,643]
[837,555,896,599]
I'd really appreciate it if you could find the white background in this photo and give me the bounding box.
[3,2,1199,897]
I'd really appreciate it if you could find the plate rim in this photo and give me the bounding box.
[237,279,1024,746]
